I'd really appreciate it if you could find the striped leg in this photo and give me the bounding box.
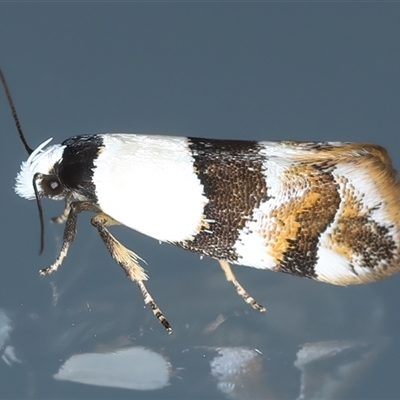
[51,198,72,224]
[39,201,100,275]
[91,213,172,333]
[218,260,266,312]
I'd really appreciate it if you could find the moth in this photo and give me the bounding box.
[3,69,400,332]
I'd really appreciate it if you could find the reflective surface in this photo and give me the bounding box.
[1,4,400,399]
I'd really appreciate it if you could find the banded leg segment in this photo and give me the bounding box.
[51,198,73,224]
[40,201,100,276]
[91,213,172,333]
[218,260,266,312]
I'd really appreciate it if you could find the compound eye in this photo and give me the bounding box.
[40,174,64,196]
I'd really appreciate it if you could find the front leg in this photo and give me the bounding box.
[91,213,172,333]
[40,201,100,276]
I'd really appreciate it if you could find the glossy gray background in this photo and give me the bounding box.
[1,3,400,399]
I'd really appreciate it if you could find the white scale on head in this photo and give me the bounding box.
[15,138,65,200]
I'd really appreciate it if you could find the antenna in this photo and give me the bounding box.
[1,67,45,254]
[0,68,33,154]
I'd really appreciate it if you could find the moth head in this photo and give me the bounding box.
[15,138,66,201]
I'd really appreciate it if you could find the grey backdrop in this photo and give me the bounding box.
[1,3,400,399]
